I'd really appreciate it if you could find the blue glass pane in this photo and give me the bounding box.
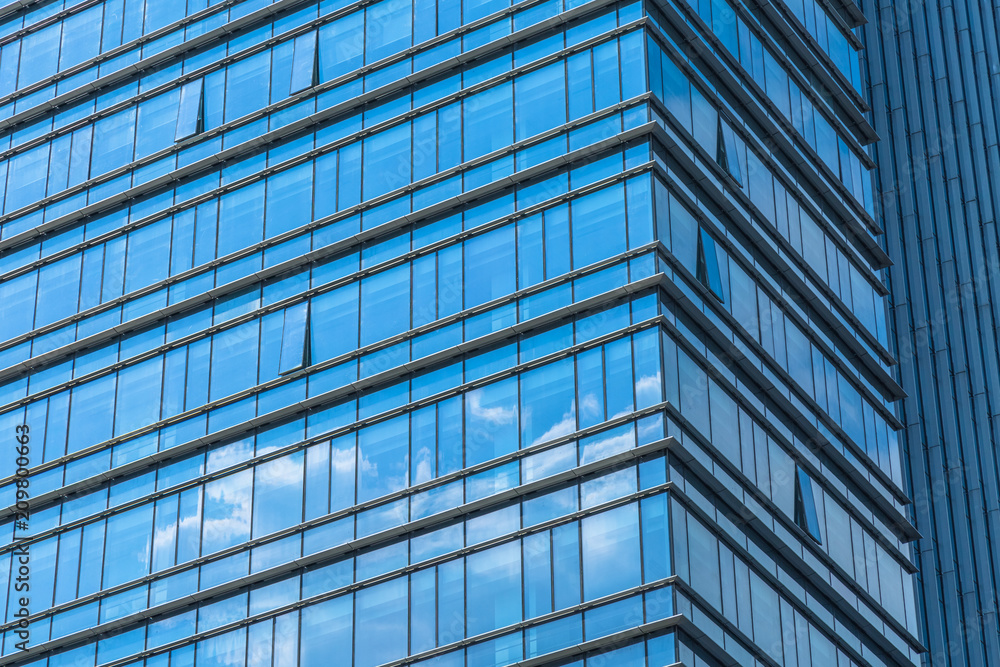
[175,80,204,141]
[290,31,318,93]
[582,504,641,600]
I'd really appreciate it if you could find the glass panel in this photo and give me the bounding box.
[355,578,408,667]
[581,504,641,600]
[175,80,205,142]
[279,302,310,375]
[721,120,743,185]
[696,228,724,301]
[794,466,822,543]
[466,541,522,635]
[301,596,353,667]
[290,31,319,94]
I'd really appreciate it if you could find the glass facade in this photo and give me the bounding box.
[865,0,1000,664]
[0,0,926,665]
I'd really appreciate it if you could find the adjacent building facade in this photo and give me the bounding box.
[0,0,931,665]
[866,0,1000,664]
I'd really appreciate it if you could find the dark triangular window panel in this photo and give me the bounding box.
[794,466,823,544]
[696,227,725,302]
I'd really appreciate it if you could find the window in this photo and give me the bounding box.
[355,578,408,667]
[794,466,822,543]
[716,117,743,185]
[696,227,724,302]
[290,31,319,94]
[581,504,641,600]
[175,79,204,141]
[252,452,304,537]
[466,541,522,635]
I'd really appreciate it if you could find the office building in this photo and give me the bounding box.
[0,0,926,665]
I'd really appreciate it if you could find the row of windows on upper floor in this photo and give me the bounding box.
[0,353,910,651]
[0,180,900,540]
[0,2,874,282]
[0,150,657,431]
[0,145,893,460]
[0,130,652,386]
[0,258,902,556]
[33,606,676,667]
[652,172,900,483]
[0,7,640,247]
[0,0,252,97]
[0,0,870,262]
[668,491,916,666]
[4,66,882,411]
[668,258,904,507]
[0,255,661,483]
[0,0,636,180]
[0,250,906,552]
[0,370,912,664]
[778,0,861,90]
[0,393,899,661]
[643,45,887,353]
[0,165,900,500]
[0,0,594,115]
[0,259,907,570]
[649,86,888,358]
[0,34,648,349]
[683,0,862,94]
[668,271,909,525]
[659,320,912,622]
[0,28,860,334]
[0,302,912,632]
[3,407,663,607]
[0,130,896,508]
[646,12,875,219]
[0,0,95,42]
[712,110,888,351]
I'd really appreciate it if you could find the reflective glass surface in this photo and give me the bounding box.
[0,0,924,666]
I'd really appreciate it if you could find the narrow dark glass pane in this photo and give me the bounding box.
[716,118,743,186]
[696,228,724,302]
[715,117,728,170]
[794,467,822,544]
[722,122,743,185]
